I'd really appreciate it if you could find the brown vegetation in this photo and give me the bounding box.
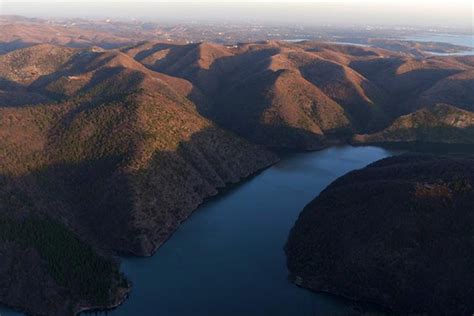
[1,30,474,315]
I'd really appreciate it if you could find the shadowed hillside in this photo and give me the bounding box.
[0,43,277,314]
[0,46,278,256]
[1,38,474,315]
[286,154,474,315]
[0,212,129,315]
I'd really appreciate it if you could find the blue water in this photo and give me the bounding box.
[98,146,395,316]
[1,146,397,316]
[290,33,474,55]
[404,33,474,49]
[403,33,474,55]
[0,307,22,316]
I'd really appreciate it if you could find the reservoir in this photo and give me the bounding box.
[3,144,471,316]
[1,146,396,316]
[404,33,474,49]
[95,145,395,316]
[404,33,474,55]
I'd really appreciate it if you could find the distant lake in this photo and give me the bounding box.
[404,33,474,48]
[287,33,474,55]
[404,33,474,55]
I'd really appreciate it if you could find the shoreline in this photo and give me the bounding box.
[76,286,132,316]
[78,154,281,315]
[4,142,473,316]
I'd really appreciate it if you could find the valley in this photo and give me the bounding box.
[0,14,473,316]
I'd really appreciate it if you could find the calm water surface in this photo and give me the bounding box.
[99,146,396,316]
[404,33,474,48]
[1,146,397,316]
[404,33,474,55]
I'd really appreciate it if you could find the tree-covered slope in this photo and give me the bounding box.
[286,154,474,315]
[0,43,277,315]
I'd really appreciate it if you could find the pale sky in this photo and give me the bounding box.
[1,0,473,28]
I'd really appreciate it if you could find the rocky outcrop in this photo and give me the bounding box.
[286,154,474,315]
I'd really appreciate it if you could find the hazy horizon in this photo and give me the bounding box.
[1,0,473,29]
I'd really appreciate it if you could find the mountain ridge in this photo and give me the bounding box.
[1,38,474,315]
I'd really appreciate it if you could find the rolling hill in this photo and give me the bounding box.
[0,43,277,314]
[354,104,474,144]
[1,37,474,315]
[123,40,474,148]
